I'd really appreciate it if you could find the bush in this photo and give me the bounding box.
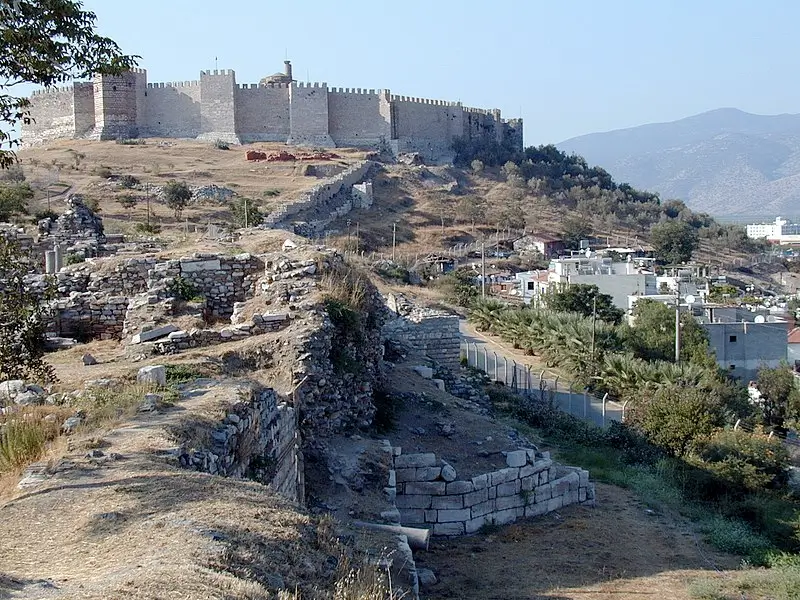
[700,514,773,556]
[262,189,281,198]
[0,411,63,472]
[693,429,790,492]
[163,180,192,219]
[118,174,140,188]
[214,139,230,150]
[65,252,84,265]
[436,268,479,307]
[0,163,25,182]
[230,197,263,227]
[115,138,145,146]
[134,222,161,234]
[168,276,201,301]
[93,166,113,178]
[31,209,57,223]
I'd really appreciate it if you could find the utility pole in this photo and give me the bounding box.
[392,222,397,262]
[355,221,359,254]
[590,295,597,366]
[481,238,486,299]
[675,290,681,363]
[145,183,151,228]
[244,197,248,228]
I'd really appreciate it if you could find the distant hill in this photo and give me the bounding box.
[557,108,800,217]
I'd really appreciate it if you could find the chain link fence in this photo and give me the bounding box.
[461,341,624,428]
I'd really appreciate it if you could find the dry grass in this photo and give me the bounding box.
[0,405,71,473]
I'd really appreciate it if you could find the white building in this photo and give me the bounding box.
[746,217,800,244]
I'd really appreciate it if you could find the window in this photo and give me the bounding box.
[527,282,534,291]
[729,364,736,371]
[729,335,737,343]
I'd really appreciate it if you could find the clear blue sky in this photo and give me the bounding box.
[24,0,800,144]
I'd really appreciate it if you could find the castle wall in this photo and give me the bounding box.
[24,86,77,145]
[199,70,239,144]
[327,88,392,148]
[143,81,202,137]
[91,70,140,140]
[391,97,464,160]
[72,83,96,136]
[235,83,290,142]
[288,82,334,147]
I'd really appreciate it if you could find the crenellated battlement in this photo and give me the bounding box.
[31,84,76,97]
[147,80,201,89]
[23,60,522,160]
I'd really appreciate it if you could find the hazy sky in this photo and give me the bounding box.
[20,0,800,144]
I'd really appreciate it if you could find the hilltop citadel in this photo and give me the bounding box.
[22,60,523,161]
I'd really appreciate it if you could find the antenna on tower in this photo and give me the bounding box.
[215,56,218,70]
[306,68,310,83]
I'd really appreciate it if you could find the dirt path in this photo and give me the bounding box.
[417,482,740,600]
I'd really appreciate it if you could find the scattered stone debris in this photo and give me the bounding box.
[246,150,340,162]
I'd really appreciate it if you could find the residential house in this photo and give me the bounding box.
[512,234,565,258]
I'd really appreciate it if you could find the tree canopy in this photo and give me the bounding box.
[650,220,699,264]
[624,298,711,364]
[546,284,623,324]
[163,180,191,219]
[1,1,137,167]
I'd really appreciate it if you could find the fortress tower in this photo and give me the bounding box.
[22,60,523,162]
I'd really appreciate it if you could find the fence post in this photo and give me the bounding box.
[482,346,488,373]
[602,393,608,428]
[583,389,588,419]
[504,357,509,386]
[568,384,573,415]
[554,376,559,409]
[527,366,532,395]
[493,352,499,382]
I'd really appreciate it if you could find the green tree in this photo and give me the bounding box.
[0,182,34,220]
[455,195,486,232]
[546,284,623,324]
[624,298,711,364]
[116,194,136,220]
[650,220,699,264]
[0,1,137,168]
[755,366,800,431]
[634,383,725,457]
[561,214,592,250]
[163,180,191,220]
[0,236,56,382]
[231,197,263,228]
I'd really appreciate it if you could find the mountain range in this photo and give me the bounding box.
[557,108,800,218]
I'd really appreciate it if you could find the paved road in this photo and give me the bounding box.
[458,319,622,427]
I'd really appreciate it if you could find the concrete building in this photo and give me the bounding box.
[746,217,800,245]
[788,327,800,365]
[512,233,565,258]
[22,61,523,162]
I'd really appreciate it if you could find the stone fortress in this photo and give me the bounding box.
[22,60,523,161]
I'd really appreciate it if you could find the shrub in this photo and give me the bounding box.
[168,276,201,301]
[0,411,63,473]
[135,221,161,234]
[0,163,25,182]
[31,209,57,223]
[230,197,263,227]
[214,139,230,150]
[700,514,773,556]
[115,138,145,146]
[693,429,790,492]
[118,174,140,188]
[65,252,84,265]
[165,363,206,384]
[93,166,113,178]
[163,180,192,219]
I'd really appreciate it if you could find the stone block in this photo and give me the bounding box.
[496,481,519,497]
[137,365,166,387]
[432,378,446,390]
[471,500,495,518]
[579,469,590,487]
[398,508,425,524]
[505,450,527,468]
[534,486,551,503]
[547,496,563,512]
[471,474,489,490]
[404,481,446,495]
[565,471,580,490]
[431,495,463,510]
[388,470,396,487]
[525,448,537,463]
[415,466,442,482]
[180,259,221,272]
[539,470,549,485]
[465,515,487,534]
[564,489,579,506]
[525,502,548,518]
[437,508,471,523]
[463,488,488,507]
[488,486,497,500]
[424,509,438,523]
[496,494,525,511]
[493,508,517,525]
[441,464,457,482]
[380,508,400,523]
[384,487,396,502]
[552,477,571,496]
[521,476,535,492]
[434,522,465,536]
[412,365,433,379]
[395,468,416,483]
[519,464,536,478]
[131,325,179,344]
[447,480,474,494]
[540,451,551,460]
[0,379,26,399]
[395,452,437,469]
[395,494,432,509]
[579,488,587,502]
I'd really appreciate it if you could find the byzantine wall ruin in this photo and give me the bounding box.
[23,61,523,162]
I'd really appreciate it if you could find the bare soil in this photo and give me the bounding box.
[418,482,741,600]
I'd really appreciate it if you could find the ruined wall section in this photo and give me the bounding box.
[24,86,78,145]
[198,70,239,144]
[287,82,334,147]
[143,81,202,138]
[327,88,392,148]
[72,82,96,136]
[382,307,461,370]
[235,83,290,142]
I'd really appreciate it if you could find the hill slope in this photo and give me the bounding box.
[557,108,800,217]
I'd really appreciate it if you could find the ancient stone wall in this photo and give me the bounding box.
[391,97,464,161]
[25,86,77,145]
[90,71,142,140]
[327,89,392,148]
[51,293,128,340]
[179,386,303,502]
[382,306,461,369]
[142,81,202,138]
[72,82,96,136]
[235,83,290,142]
[198,70,238,144]
[388,448,594,536]
[264,160,375,228]
[287,82,334,147]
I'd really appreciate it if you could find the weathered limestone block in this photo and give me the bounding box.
[394,452,437,469]
[415,466,442,481]
[431,495,463,510]
[433,522,465,536]
[505,450,527,468]
[395,494,432,509]
[137,365,166,386]
[404,481,446,496]
[446,480,474,494]
[437,508,470,523]
[463,488,488,507]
